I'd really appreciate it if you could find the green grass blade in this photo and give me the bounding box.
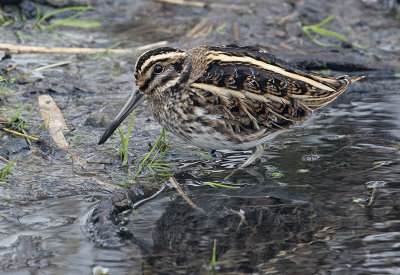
[45,10,85,28]
[34,7,41,26]
[0,156,21,180]
[302,28,336,47]
[147,165,155,174]
[151,138,171,165]
[32,119,46,135]
[118,126,127,165]
[140,132,163,166]
[108,146,122,155]
[211,239,217,273]
[197,151,213,161]
[50,19,102,28]
[149,142,163,165]
[301,15,352,48]
[150,164,171,170]
[121,111,135,166]
[313,14,335,28]
[125,110,135,146]
[202,181,240,189]
[8,106,24,124]
[310,27,348,42]
[37,6,93,25]
[156,173,172,178]
[16,103,36,132]
[351,42,367,50]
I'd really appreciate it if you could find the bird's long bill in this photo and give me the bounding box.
[98,89,145,145]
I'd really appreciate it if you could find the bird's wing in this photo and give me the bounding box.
[190,46,352,132]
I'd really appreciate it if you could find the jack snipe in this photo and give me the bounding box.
[99,45,364,167]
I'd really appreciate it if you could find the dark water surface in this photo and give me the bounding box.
[0,0,399,274]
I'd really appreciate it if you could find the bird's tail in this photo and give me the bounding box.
[299,74,365,111]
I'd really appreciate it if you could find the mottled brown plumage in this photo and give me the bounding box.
[99,44,363,166]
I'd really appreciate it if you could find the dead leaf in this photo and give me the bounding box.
[38,94,69,150]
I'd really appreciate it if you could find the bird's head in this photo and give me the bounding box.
[98,47,190,145]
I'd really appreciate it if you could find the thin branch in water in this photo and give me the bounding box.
[169,176,197,209]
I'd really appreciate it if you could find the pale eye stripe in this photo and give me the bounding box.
[207,53,335,92]
[139,52,186,72]
[158,77,181,90]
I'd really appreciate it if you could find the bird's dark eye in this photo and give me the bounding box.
[154,65,164,74]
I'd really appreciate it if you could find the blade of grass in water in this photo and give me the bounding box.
[117,110,135,166]
[202,181,240,189]
[36,6,93,25]
[35,6,102,31]
[301,15,365,49]
[198,151,213,161]
[131,128,172,178]
[211,239,217,273]
[49,19,102,28]
[0,156,21,180]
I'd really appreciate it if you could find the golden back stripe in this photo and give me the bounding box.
[191,83,291,105]
[207,53,335,92]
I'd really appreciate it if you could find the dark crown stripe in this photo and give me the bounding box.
[135,47,179,70]
[135,48,185,73]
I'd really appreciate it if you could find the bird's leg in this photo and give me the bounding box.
[224,143,266,181]
[239,143,266,169]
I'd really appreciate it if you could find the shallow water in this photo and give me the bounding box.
[1,0,400,274]
[132,84,400,274]
[11,81,394,274]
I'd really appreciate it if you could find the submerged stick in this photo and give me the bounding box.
[368,188,377,206]
[0,41,168,54]
[91,177,121,190]
[169,176,197,208]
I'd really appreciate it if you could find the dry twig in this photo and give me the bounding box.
[2,128,39,141]
[156,0,246,10]
[24,61,72,75]
[0,155,12,164]
[184,18,208,39]
[232,22,239,41]
[5,64,18,73]
[91,177,121,190]
[0,41,168,54]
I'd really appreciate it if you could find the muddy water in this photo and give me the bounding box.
[1,0,400,274]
